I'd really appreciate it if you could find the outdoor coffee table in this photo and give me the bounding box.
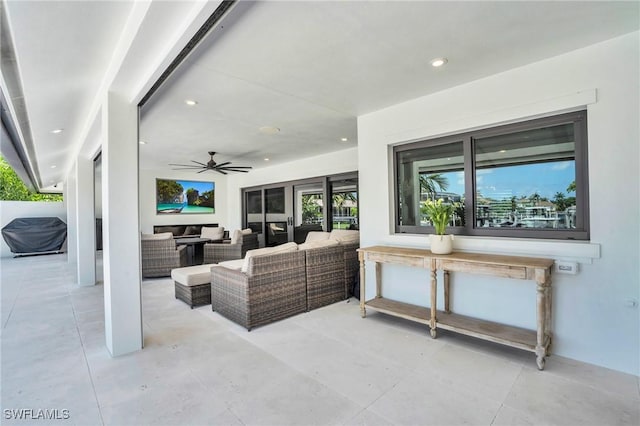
[175,237,214,265]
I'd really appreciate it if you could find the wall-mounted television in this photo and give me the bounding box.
[156,179,215,214]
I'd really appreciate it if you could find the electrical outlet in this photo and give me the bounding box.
[555,261,578,275]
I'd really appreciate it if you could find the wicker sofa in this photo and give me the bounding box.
[141,232,188,278]
[211,247,307,330]
[209,231,359,329]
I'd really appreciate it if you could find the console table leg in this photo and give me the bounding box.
[429,264,437,338]
[535,268,551,370]
[359,254,366,318]
[375,262,382,298]
[444,270,450,313]
[545,278,553,356]
[535,283,545,370]
[536,351,546,370]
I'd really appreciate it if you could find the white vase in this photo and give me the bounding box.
[429,234,454,254]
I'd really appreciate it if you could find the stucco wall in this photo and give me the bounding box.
[357,33,639,375]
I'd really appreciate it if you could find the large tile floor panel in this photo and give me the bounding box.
[1,254,639,425]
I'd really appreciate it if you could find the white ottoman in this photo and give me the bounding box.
[171,264,215,308]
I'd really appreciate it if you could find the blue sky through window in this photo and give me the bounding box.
[443,161,575,200]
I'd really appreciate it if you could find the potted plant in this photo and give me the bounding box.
[421,198,457,254]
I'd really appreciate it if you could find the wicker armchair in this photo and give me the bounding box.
[203,232,258,264]
[210,250,307,330]
[141,232,188,278]
[304,243,346,310]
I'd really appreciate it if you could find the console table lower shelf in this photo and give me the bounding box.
[365,297,548,355]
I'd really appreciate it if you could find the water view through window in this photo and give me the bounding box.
[394,110,588,239]
[474,123,576,230]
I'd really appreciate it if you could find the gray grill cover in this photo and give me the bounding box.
[1,217,67,254]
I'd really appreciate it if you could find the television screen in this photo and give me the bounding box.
[156,179,215,214]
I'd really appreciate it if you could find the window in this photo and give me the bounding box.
[394,111,589,240]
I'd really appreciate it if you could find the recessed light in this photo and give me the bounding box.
[341,137,348,142]
[184,99,198,106]
[430,57,448,67]
[499,150,507,153]
[139,140,147,145]
[50,165,57,169]
[51,129,63,134]
[259,126,280,135]
[264,158,270,161]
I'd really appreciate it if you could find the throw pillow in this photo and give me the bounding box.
[201,226,224,240]
[304,231,330,243]
[230,228,253,244]
[183,225,200,235]
[329,229,360,244]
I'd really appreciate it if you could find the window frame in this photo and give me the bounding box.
[393,110,589,240]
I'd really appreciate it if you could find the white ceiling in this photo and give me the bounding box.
[4,1,639,187]
[3,0,134,189]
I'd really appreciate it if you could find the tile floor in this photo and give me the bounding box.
[1,254,639,425]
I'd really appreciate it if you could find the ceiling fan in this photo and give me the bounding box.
[169,151,252,174]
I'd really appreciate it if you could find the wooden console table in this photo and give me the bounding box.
[357,246,554,369]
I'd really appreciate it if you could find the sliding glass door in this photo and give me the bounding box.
[294,182,325,243]
[242,172,357,247]
[329,176,359,230]
[265,186,292,246]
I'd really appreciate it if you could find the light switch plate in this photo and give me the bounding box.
[555,261,578,274]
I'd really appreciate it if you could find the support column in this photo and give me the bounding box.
[65,163,78,270]
[102,91,142,357]
[76,156,96,286]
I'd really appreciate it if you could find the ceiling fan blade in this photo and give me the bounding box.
[171,153,251,174]
[169,163,201,168]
